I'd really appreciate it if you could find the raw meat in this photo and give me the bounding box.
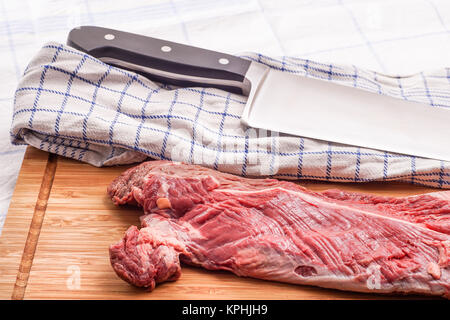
[108,160,450,298]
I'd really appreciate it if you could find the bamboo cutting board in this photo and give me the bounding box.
[0,147,441,300]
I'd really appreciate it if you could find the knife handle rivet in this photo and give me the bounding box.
[104,34,115,40]
[161,45,172,53]
[219,58,229,65]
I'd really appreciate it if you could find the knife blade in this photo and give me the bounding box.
[67,26,450,162]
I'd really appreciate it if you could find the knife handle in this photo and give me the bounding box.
[67,26,252,95]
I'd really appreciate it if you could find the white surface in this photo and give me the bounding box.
[2,0,450,232]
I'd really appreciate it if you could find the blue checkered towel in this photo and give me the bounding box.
[10,42,450,188]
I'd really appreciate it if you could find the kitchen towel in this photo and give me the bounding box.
[10,42,450,188]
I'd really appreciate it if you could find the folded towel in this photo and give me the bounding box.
[10,42,450,188]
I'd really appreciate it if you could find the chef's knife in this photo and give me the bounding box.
[68,26,450,162]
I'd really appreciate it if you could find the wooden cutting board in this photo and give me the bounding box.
[0,146,441,300]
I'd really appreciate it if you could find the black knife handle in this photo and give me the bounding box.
[67,26,252,95]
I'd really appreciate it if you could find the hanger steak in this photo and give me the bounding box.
[108,161,449,298]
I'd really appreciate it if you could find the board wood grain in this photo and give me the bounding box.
[0,147,442,299]
[0,147,50,299]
